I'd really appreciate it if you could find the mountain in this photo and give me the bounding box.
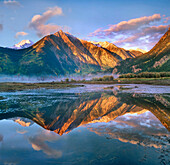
[114,28,170,73]
[13,40,34,49]
[0,30,143,76]
[91,41,143,59]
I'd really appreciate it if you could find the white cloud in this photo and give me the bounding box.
[15,31,28,38]
[3,0,21,7]
[89,14,169,50]
[29,6,68,37]
[113,25,169,50]
[90,14,161,37]
[163,16,170,23]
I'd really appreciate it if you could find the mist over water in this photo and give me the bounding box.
[0,73,118,83]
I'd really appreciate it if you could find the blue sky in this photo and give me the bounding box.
[0,0,169,50]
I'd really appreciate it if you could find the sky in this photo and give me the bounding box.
[0,0,169,50]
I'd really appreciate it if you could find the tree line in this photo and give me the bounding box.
[119,72,170,78]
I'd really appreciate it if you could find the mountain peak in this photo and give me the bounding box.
[99,41,117,48]
[90,41,117,48]
[129,48,147,53]
[58,30,65,35]
[58,29,64,34]
[12,40,34,49]
[54,29,65,36]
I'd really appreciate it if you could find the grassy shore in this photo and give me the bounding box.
[77,77,170,85]
[0,82,84,92]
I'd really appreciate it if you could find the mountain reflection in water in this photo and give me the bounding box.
[0,85,169,165]
[0,89,169,134]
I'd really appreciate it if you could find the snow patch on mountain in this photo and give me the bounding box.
[12,40,34,49]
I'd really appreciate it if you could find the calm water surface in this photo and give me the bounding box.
[0,84,169,165]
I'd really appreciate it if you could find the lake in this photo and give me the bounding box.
[0,84,169,165]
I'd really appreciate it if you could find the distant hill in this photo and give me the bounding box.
[0,30,143,76]
[114,28,170,74]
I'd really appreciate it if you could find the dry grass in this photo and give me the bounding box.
[0,82,84,92]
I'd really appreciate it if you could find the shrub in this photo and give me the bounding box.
[70,78,76,82]
[102,75,114,81]
[92,75,114,81]
[98,77,103,81]
[65,78,69,83]
[155,73,160,78]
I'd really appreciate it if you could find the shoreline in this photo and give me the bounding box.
[0,78,169,92]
